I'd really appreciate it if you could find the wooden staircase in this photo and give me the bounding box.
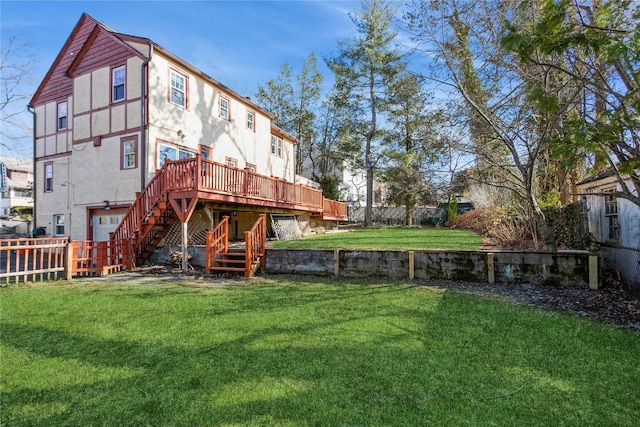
[206,214,266,277]
[111,165,177,267]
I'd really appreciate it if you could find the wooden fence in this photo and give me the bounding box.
[0,238,129,284]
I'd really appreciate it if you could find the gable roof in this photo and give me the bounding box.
[30,13,273,119]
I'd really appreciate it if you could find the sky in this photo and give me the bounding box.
[1,0,364,158]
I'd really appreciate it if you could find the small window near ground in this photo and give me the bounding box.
[54,214,65,236]
[57,101,68,131]
[112,66,125,102]
[44,163,53,192]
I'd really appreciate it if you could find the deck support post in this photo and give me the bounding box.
[170,197,198,273]
[182,222,188,272]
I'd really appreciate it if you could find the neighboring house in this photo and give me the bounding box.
[29,13,346,263]
[0,157,33,219]
[577,171,640,286]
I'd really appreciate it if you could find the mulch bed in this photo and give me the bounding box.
[427,280,640,331]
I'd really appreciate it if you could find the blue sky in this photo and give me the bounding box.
[1,0,362,158]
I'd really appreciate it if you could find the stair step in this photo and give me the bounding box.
[214,259,246,266]
[209,266,246,273]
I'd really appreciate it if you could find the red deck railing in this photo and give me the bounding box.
[245,214,266,277]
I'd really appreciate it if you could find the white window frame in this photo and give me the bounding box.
[112,66,126,102]
[247,111,255,131]
[219,96,230,120]
[122,139,136,169]
[57,101,68,131]
[44,163,53,192]
[158,142,195,169]
[54,214,65,236]
[604,189,620,241]
[170,70,186,107]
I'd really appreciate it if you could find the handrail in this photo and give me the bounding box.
[205,216,229,274]
[244,213,266,277]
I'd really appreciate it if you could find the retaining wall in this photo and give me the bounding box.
[265,249,598,288]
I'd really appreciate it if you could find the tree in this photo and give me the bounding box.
[327,0,405,227]
[503,0,640,208]
[292,54,323,175]
[255,62,295,131]
[406,0,565,249]
[1,33,36,155]
[384,71,442,225]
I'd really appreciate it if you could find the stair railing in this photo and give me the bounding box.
[244,214,266,277]
[205,216,229,274]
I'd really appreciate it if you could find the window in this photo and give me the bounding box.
[247,111,255,131]
[604,190,620,241]
[277,138,283,158]
[170,70,186,107]
[121,138,137,169]
[219,96,230,120]
[57,101,68,131]
[199,144,212,160]
[245,163,256,173]
[44,163,53,192]
[54,214,65,236]
[158,142,195,168]
[226,157,237,168]
[112,66,125,102]
[271,135,283,158]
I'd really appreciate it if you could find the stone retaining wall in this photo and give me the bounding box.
[265,249,597,288]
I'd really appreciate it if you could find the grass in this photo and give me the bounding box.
[2,277,640,426]
[270,227,483,250]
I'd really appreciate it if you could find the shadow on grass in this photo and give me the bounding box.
[2,284,640,426]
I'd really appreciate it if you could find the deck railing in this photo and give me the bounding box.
[205,216,229,274]
[245,214,266,277]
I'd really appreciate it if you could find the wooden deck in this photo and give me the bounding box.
[162,156,348,219]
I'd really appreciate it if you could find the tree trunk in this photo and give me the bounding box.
[364,166,374,227]
[405,203,413,226]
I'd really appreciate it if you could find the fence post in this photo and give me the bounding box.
[65,240,74,280]
[408,251,415,280]
[487,252,495,284]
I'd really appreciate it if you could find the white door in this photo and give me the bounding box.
[93,214,124,241]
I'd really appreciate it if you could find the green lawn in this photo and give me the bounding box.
[2,277,639,426]
[270,227,483,250]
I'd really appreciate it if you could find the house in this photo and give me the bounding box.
[577,170,640,286]
[29,13,346,266]
[0,156,33,219]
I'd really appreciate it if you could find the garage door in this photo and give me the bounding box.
[93,214,124,241]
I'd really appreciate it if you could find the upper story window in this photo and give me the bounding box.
[604,190,620,241]
[57,102,68,131]
[112,66,126,102]
[121,138,137,170]
[44,162,53,192]
[247,111,255,131]
[245,163,256,173]
[170,70,187,107]
[271,135,284,158]
[219,96,230,120]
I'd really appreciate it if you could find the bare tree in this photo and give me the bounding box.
[1,34,36,154]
